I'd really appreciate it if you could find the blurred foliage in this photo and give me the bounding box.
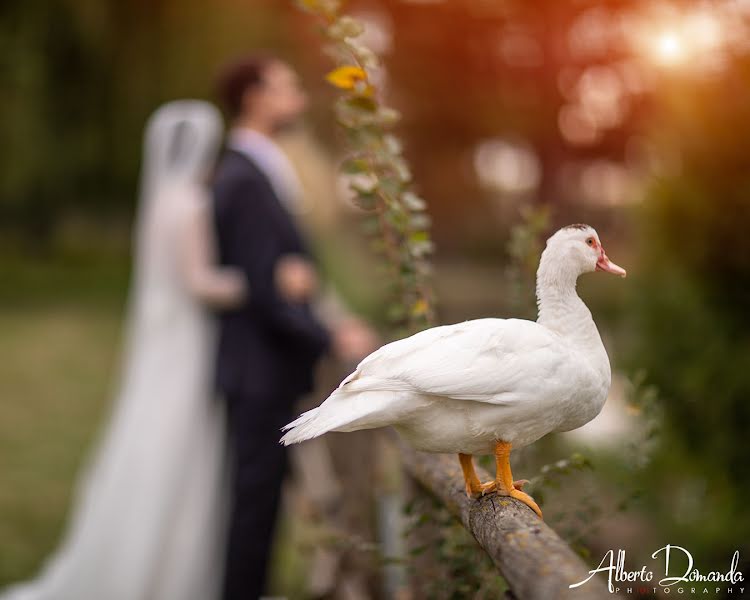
[403,494,508,600]
[0,0,307,244]
[0,1,109,239]
[627,53,750,568]
[297,0,435,333]
[504,204,551,318]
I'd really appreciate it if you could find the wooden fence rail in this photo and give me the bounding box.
[397,439,609,600]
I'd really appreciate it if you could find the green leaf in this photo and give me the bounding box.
[345,95,377,113]
[341,157,369,174]
[374,106,401,126]
[327,15,365,40]
[390,157,411,182]
[385,207,408,228]
[399,262,416,275]
[378,176,402,199]
[383,134,402,155]
[402,191,426,211]
[347,41,380,69]
[410,240,434,257]
[410,213,432,229]
[352,192,378,211]
[345,125,381,147]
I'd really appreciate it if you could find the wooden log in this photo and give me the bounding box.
[397,439,608,600]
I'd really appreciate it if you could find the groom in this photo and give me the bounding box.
[212,55,331,600]
[212,55,374,599]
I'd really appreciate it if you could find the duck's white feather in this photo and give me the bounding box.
[281,318,607,454]
[281,224,618,456]
[353,318,564,402]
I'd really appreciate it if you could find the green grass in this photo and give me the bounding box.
[0,252,128,585]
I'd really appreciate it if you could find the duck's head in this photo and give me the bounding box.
[541,224,626,281]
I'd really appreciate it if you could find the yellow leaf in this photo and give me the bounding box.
[297,0,320,12]
[298,0,340,13]
[325,65,367,90]
[411,298,429,317]
[625,403,642,416]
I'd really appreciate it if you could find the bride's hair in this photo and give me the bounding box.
[216,52,279,119]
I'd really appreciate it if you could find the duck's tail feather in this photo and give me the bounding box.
[279,407,326,445]
[280,377,414,446]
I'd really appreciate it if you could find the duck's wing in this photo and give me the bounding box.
[345,318,567,404]
[281,318,567,445]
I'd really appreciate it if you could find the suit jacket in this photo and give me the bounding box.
[212,149,330,400]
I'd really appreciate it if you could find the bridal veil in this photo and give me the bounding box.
[1,100,230,600]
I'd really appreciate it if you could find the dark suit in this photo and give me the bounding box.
[212,148,329,600]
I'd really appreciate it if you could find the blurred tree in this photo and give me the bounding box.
[629,52,750,567]
[0,0,109,243]
[0,0,315,246]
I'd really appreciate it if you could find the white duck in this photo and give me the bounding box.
[281,224,626,518]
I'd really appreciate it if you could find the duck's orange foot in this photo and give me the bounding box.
[464,479,494,498]
[464,479,482,498]
[471,480,543,519]
[464,479,506,498]
[507,488,543,520]
[458,453,539,518]
[475,479,530,495]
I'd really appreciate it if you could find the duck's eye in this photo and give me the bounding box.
[585,237,595,247]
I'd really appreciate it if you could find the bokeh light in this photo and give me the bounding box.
[473,139,541,195]
[652,30,685,65]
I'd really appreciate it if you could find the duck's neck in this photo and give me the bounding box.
[535,256,600,346]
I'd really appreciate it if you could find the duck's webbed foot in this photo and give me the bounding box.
[505,487,543,519]
[458,453,537,516]
[476,478,530,495]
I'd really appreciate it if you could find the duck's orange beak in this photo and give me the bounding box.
[596,248,627,277]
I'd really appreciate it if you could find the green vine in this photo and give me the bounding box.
[296,0,435,333]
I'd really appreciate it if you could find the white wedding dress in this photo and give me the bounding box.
[1,101,245,600]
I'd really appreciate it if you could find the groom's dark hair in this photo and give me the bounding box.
[216,53,278,119]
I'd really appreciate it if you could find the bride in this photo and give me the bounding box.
[1,101,246,600]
